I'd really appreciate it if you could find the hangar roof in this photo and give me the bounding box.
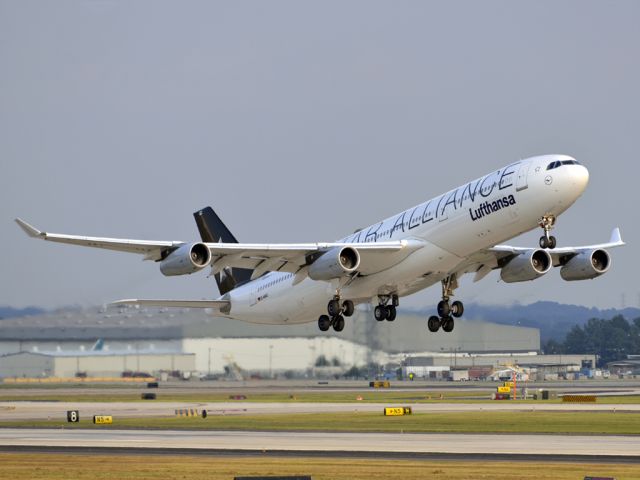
[0,306,540,353]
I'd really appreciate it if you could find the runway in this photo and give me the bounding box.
[2,400,640,421]
[3,382,639,464]
[0,428,639,460]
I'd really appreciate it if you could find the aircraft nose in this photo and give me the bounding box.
[572,164,589,194]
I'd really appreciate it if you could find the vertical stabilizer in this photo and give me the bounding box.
[193,207,253,295]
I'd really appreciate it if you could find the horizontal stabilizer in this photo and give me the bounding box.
[111,299,230,311]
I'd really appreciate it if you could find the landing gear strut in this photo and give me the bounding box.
[538,214,557,249]
[319,294,354,332]
[428,275,463,333]
[374,294,398,322]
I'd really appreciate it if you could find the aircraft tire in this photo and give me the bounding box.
[427,315,440,332]
[539,236,549,248]
[386,305,396,321]
[318,315,331,331]
[332,315,345,332]
[342,300,355,317]
[328,299,341,317]
[548,236,557,249]
[374,305,386,321]
[442,316,454,332]
[451,300,464,318]
[437,300,450,317]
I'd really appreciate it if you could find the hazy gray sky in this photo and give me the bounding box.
[1,1,637,310]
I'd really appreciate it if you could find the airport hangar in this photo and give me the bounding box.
[0,350,195,379]
[0,306,593,379]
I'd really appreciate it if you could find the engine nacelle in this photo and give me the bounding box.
[159,243,211,276]
[308,246,360,281]
[500,249,552,283]
[560,249,610,281]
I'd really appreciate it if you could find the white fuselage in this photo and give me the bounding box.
[226,154,589,324]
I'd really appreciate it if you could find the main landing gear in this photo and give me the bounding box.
[538,214,557,249]
[428,275,464,333]
[318,295,355,332]
[374,294,398,322]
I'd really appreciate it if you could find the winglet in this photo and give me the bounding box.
[15,218,43,238]
[610,227,624,245]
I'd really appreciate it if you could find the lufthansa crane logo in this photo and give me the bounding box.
[544,175,553,185]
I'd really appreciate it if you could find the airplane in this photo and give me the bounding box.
[16,154,624,333]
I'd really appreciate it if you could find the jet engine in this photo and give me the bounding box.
[308,246,360,281]
[500,249,552,283]
[560,249,610,281]
[159,243,211,276]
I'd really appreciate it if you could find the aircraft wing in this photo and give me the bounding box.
[461,227,625,282]
[15,218,181,261]
[15,218,421,278]
[206,239,421,279]
[490,227,625,266]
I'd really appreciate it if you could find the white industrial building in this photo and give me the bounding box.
[401,352,597,380]
[0,305,545,379]
[0,351,195,378]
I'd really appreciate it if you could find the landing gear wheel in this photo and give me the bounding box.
[374,305,387,322]
[386,305,396,322]
[540,235,557,249]
[538,214,557,249]
[434,275,464,324]
[342,300,355,317]
[427,315,441,332]
[332,315,345,332]
[318,315,331,332]
[327,299,341,317]
[441,316,455,333]
[451,300,464,318]
[437,300,451,318]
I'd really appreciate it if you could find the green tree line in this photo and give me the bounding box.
[543,315,640,367]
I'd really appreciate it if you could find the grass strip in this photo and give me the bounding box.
[1,452,638,480]
[2,411,640,435]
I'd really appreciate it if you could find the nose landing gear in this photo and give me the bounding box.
[538,214,557,249]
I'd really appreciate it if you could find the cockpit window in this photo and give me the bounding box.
[546,161,560,170]
[547,159,580,170]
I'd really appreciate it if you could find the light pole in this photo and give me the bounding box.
[208,347,212,376]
